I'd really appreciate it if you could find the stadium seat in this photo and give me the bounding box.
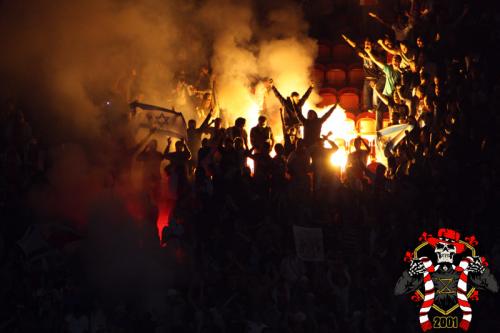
[331,44,355,64]
[317,40,332,63]
[318,88,337,107]
[312,64,325,88]
[325,64,347,88]
[338,87,360,113]
[356,112,377,135]
[347,64,364,88]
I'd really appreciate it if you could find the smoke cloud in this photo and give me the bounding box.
[1,0,317,140]
[1,0,318,308]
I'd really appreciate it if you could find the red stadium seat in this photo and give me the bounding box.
[325,64,347,88]
[345,111,356,121]
[318,88,338,107]
[331,44,355,64]
[347,64,364,88]
[338,87,360,113]
[312,65,325,88]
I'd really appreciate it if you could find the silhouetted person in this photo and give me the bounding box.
[347,137,370,180]
[187,109,212,170]
[227,117,248,149]
[250,115,274,152]
[297,104,337,147]
[136,138,169,193]
[208,117,226,146]
[164,138,192,198]
[270,78,313,130]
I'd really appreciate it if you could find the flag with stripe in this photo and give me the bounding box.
[130,101,187,139]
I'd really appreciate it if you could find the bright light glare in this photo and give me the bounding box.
[246,157,254,175]
[330,147,348,170]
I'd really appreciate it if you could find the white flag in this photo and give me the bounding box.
[375,123,414,166]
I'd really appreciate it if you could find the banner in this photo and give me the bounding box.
[130,101,187,139]
[375,123,414,166]
[293,225,325,261]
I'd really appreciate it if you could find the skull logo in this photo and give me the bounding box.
[434,242,456,263]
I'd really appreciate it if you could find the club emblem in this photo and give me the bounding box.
[395,228,498,331]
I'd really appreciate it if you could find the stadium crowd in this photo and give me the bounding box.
[1,0,500,332]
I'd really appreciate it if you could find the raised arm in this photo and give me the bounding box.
[269,79,286,105]
[360,137,370,151]
[377,39,399,55]
[320,103,337,123]
[299,84,313,107]
[163,137,172,157]
[322,133,339,153]
[341,34,357,49]
[356,51,370,61]
[199,108,213,131]
[296,108,306,123]
[370,81,388,105]
[365,49,385,70]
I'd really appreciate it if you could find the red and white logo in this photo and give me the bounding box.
[395,228,498,331]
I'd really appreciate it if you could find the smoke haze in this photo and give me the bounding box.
[1,0,317,308]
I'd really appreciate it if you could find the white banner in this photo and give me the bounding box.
[293,226,325,261]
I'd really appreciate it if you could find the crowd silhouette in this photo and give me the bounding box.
[1,0,500,332]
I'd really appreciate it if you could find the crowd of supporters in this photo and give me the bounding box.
[1,0,500,332]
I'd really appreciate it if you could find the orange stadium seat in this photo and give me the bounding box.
[338,87,360,113]
[312,65,325,88]
[356,112,377,135]
[331,44,355,64]
[348,64,364,88]
[318,88,338,107]
[325,64,347,88]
